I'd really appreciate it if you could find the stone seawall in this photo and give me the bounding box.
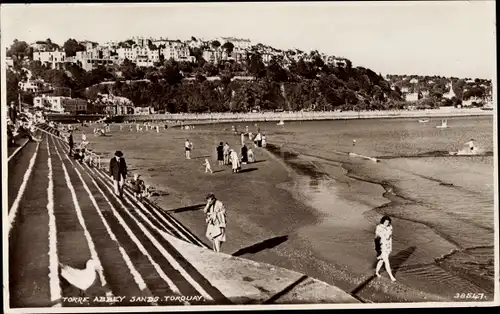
[122,108,493,123]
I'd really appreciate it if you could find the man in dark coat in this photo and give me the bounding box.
[109,150,127,197]
[8,102,18,125]
[68,130,74,156]
[241,144,248,164]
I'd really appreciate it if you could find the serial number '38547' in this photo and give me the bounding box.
[454,293,487,300]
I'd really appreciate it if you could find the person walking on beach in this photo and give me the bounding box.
[240,132,245,146]
[261,134,267,148]
[217,142,224,166]
[241,144,248,164]
[247,148,255,163]
[109,150,127,198]
[223,142,230,165]
[185,139,193,159]
[68,130,74,157]
[254,131,262,147]
[230,149,241,173]
[374,215,396,282]
[203,193,227,252]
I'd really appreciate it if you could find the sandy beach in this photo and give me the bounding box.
[70,115,494,303]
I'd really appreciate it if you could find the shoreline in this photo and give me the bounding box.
[262,140,494,301]
[121,108,493,124]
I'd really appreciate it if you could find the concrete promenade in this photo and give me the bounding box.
[5,125,359,310]
[123,107,493,123]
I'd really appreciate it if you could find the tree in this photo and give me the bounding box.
[222,42,234,54]
[191,36,197,41]
[119,59,141,80]
[211,40,221,49]
[63,39,85,57]
[6,69,22,105]
[160,60,184,85]
[248,53,266,78]
[203,62,219,77]
[266,57,288,82]
[7,40,31,60]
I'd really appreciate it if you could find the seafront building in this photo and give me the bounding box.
[33,95,88,113]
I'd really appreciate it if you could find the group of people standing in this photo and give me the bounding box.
[215,141,256,174]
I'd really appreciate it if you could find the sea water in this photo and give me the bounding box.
[199,116,495,301]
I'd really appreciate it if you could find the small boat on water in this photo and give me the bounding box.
[277,120,285,126]
[418,119,429,123]
[436,119,448,129]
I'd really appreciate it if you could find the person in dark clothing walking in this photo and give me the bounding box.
[8,102,18,125]
[241,144,248,164]
[68,130,74,156]
[109,150,127,197]
[216,142,224,166]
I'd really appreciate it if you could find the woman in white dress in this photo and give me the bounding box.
[203,193,227,252]
[247,148,255,163]
[230,149,241,173]
[374,215,396,281]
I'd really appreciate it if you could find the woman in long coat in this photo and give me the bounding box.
[203,193,227,252]
[375,215,396,281]
[229,149,241,173]
[216,142,224,165]
[241,144,248,164]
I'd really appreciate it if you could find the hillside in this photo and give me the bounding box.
[6,37,492,113]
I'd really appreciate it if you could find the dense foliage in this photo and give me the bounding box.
[6,39,492,113]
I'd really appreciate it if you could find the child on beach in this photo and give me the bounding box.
[203,158,213,174]
[185,139,193,159]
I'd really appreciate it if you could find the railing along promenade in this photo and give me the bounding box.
[122,107,493,123]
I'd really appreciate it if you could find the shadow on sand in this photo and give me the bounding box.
[250,160,266,164]
[232,235,288,257]
[351,246,417,295]
[192,155,211,160]
[238,167,258,173]
[167,203,206,214]
[391,246,417,275]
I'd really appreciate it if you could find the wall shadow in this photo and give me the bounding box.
[250,160,266,164]
[232,235,288,257]
[238,167,258,173]
[168,203,206,214]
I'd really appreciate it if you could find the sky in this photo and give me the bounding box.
[1,1,496,79]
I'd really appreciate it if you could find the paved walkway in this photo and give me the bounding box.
[6,124,360,309]
[7,126,230,308]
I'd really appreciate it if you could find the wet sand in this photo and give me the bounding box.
[72,117,494,303]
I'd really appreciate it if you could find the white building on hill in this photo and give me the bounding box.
[217,37,252,50]
[33,95,87,113]
[33,51,66,69]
